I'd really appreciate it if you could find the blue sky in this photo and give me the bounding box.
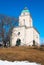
[0,0,44,43]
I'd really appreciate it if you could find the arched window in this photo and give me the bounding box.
[18,32,20,35]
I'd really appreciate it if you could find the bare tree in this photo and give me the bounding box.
[0,14,18,47]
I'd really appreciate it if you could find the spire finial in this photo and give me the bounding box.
[24,7,28,10]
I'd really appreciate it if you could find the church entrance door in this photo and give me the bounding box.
[33,40,35,46]
[16,39,21,46]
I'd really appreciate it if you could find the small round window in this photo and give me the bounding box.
[18,32,20,35]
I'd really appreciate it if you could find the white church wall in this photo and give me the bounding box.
[25,28,33,46]
[10,26,26,46]
[11,27,40,46]
[25,27,40,46]
[32,28,40,46]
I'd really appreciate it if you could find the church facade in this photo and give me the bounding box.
[10,7,40,46]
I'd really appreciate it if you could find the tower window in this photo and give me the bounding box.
[23,19,25,22]
[23,12,25,15]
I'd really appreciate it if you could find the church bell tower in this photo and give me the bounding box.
[19,7,33,27]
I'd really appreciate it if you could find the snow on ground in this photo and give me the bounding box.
[0,60,41,65]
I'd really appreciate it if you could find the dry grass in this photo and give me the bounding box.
[0,46,44,65]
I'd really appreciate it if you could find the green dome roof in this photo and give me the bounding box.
[22,7,30,13]
[22,10,29,13]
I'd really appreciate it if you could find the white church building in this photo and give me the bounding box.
[10,7,40,46]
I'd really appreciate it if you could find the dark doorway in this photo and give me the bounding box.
[16,39,21,46]
[33,40,35,46]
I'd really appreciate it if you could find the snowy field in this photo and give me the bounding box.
[0,60,41,65]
